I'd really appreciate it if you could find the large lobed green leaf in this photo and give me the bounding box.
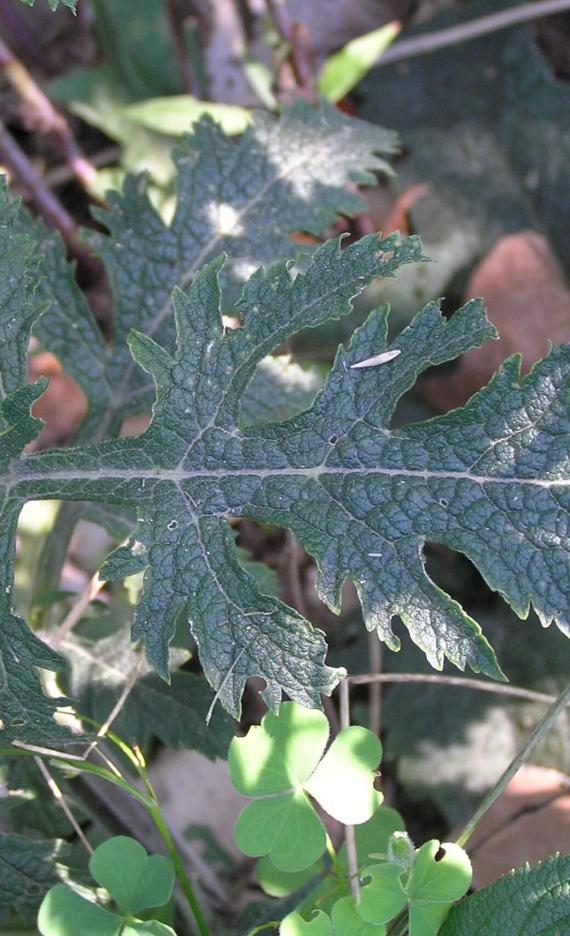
[441,853,570,935]
[1,103,398,743]
[18,0,76,10]
[4,221,570,721]
[0,183,69,745]
[2,103,570,737]
[0,832,71,924]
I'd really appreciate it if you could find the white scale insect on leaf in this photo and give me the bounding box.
[350,349,402,368]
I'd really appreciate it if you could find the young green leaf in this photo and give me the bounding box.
[281,898,387,935]
[280,910,332,936]
[38,837,176,936]
[255,805,405,900]
[359,841,472,934]
[440,853,570,935]
[318,23,401,104]
[122,97,251,137]
[229,702,382,871]
[89,836,174,916]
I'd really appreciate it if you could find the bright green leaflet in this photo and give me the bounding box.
[122,97,251,137]
[359,840,472,934]
[38,836,176,936]
[318,23,400,104]
[229,703,382,871]
[281,898,386,935]
[255,805,405,900]
[89,836,174,915]
[440,853,570,936]
[38,886,176,936]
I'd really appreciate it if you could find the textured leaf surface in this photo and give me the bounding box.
[1,105,398,740]
[26,103,396,433]
[63,629,233,757]
[0,185,69,745]
[7,232,422,717]
[19,0,76,9]
[5,214,570,719]
[441,853,570,936]
[0,833,70,924]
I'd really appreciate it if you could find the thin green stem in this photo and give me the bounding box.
[148,801,211,936]
[246,923,280,935]
[325,835,350,897]
[456,680,570,847]
[388,913,408,936]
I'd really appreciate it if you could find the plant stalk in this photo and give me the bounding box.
[378,0,570,69]
[456,680,570,847]
[148,801,211,936]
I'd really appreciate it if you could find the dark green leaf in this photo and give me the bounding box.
[0,833,71,925]
[441,853,570,935]
[63,628,233,757]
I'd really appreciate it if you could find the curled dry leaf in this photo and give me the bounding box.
[426,231,570,410]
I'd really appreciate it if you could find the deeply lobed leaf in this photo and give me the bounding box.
[441,853,570,935]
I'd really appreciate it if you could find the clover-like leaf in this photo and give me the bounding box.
[280,909,332,936]
[332,897,387,934]
[38,837,176,936]
[281,898,387,935]
[407,842,472,936]
[359,863,407,924]
[305,725,382,824]
[359,840,472,934]
[89,836,174,916]
[38,885,120,936]
[229,702,382,871]
[257,804,405,905]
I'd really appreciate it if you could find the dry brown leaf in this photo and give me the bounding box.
[29,351,87,448]
[460,765,570,889]
[426,231,570,410]
[382,183,429,236]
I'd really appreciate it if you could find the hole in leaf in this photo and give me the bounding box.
[434,845,446,862]
[329,434,338,444]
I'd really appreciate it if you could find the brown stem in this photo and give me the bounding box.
[164,0,196,94]
[265,0,317,99]
[348,671,561,707]
[0,116,94,265]
[367,633,383,736]
[0,35,99,196]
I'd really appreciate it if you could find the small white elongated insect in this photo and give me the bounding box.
[350,349,401,369]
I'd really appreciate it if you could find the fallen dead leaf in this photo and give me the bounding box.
[458,765,570,889]
[426,231,570,410]
[29,351,88,448]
